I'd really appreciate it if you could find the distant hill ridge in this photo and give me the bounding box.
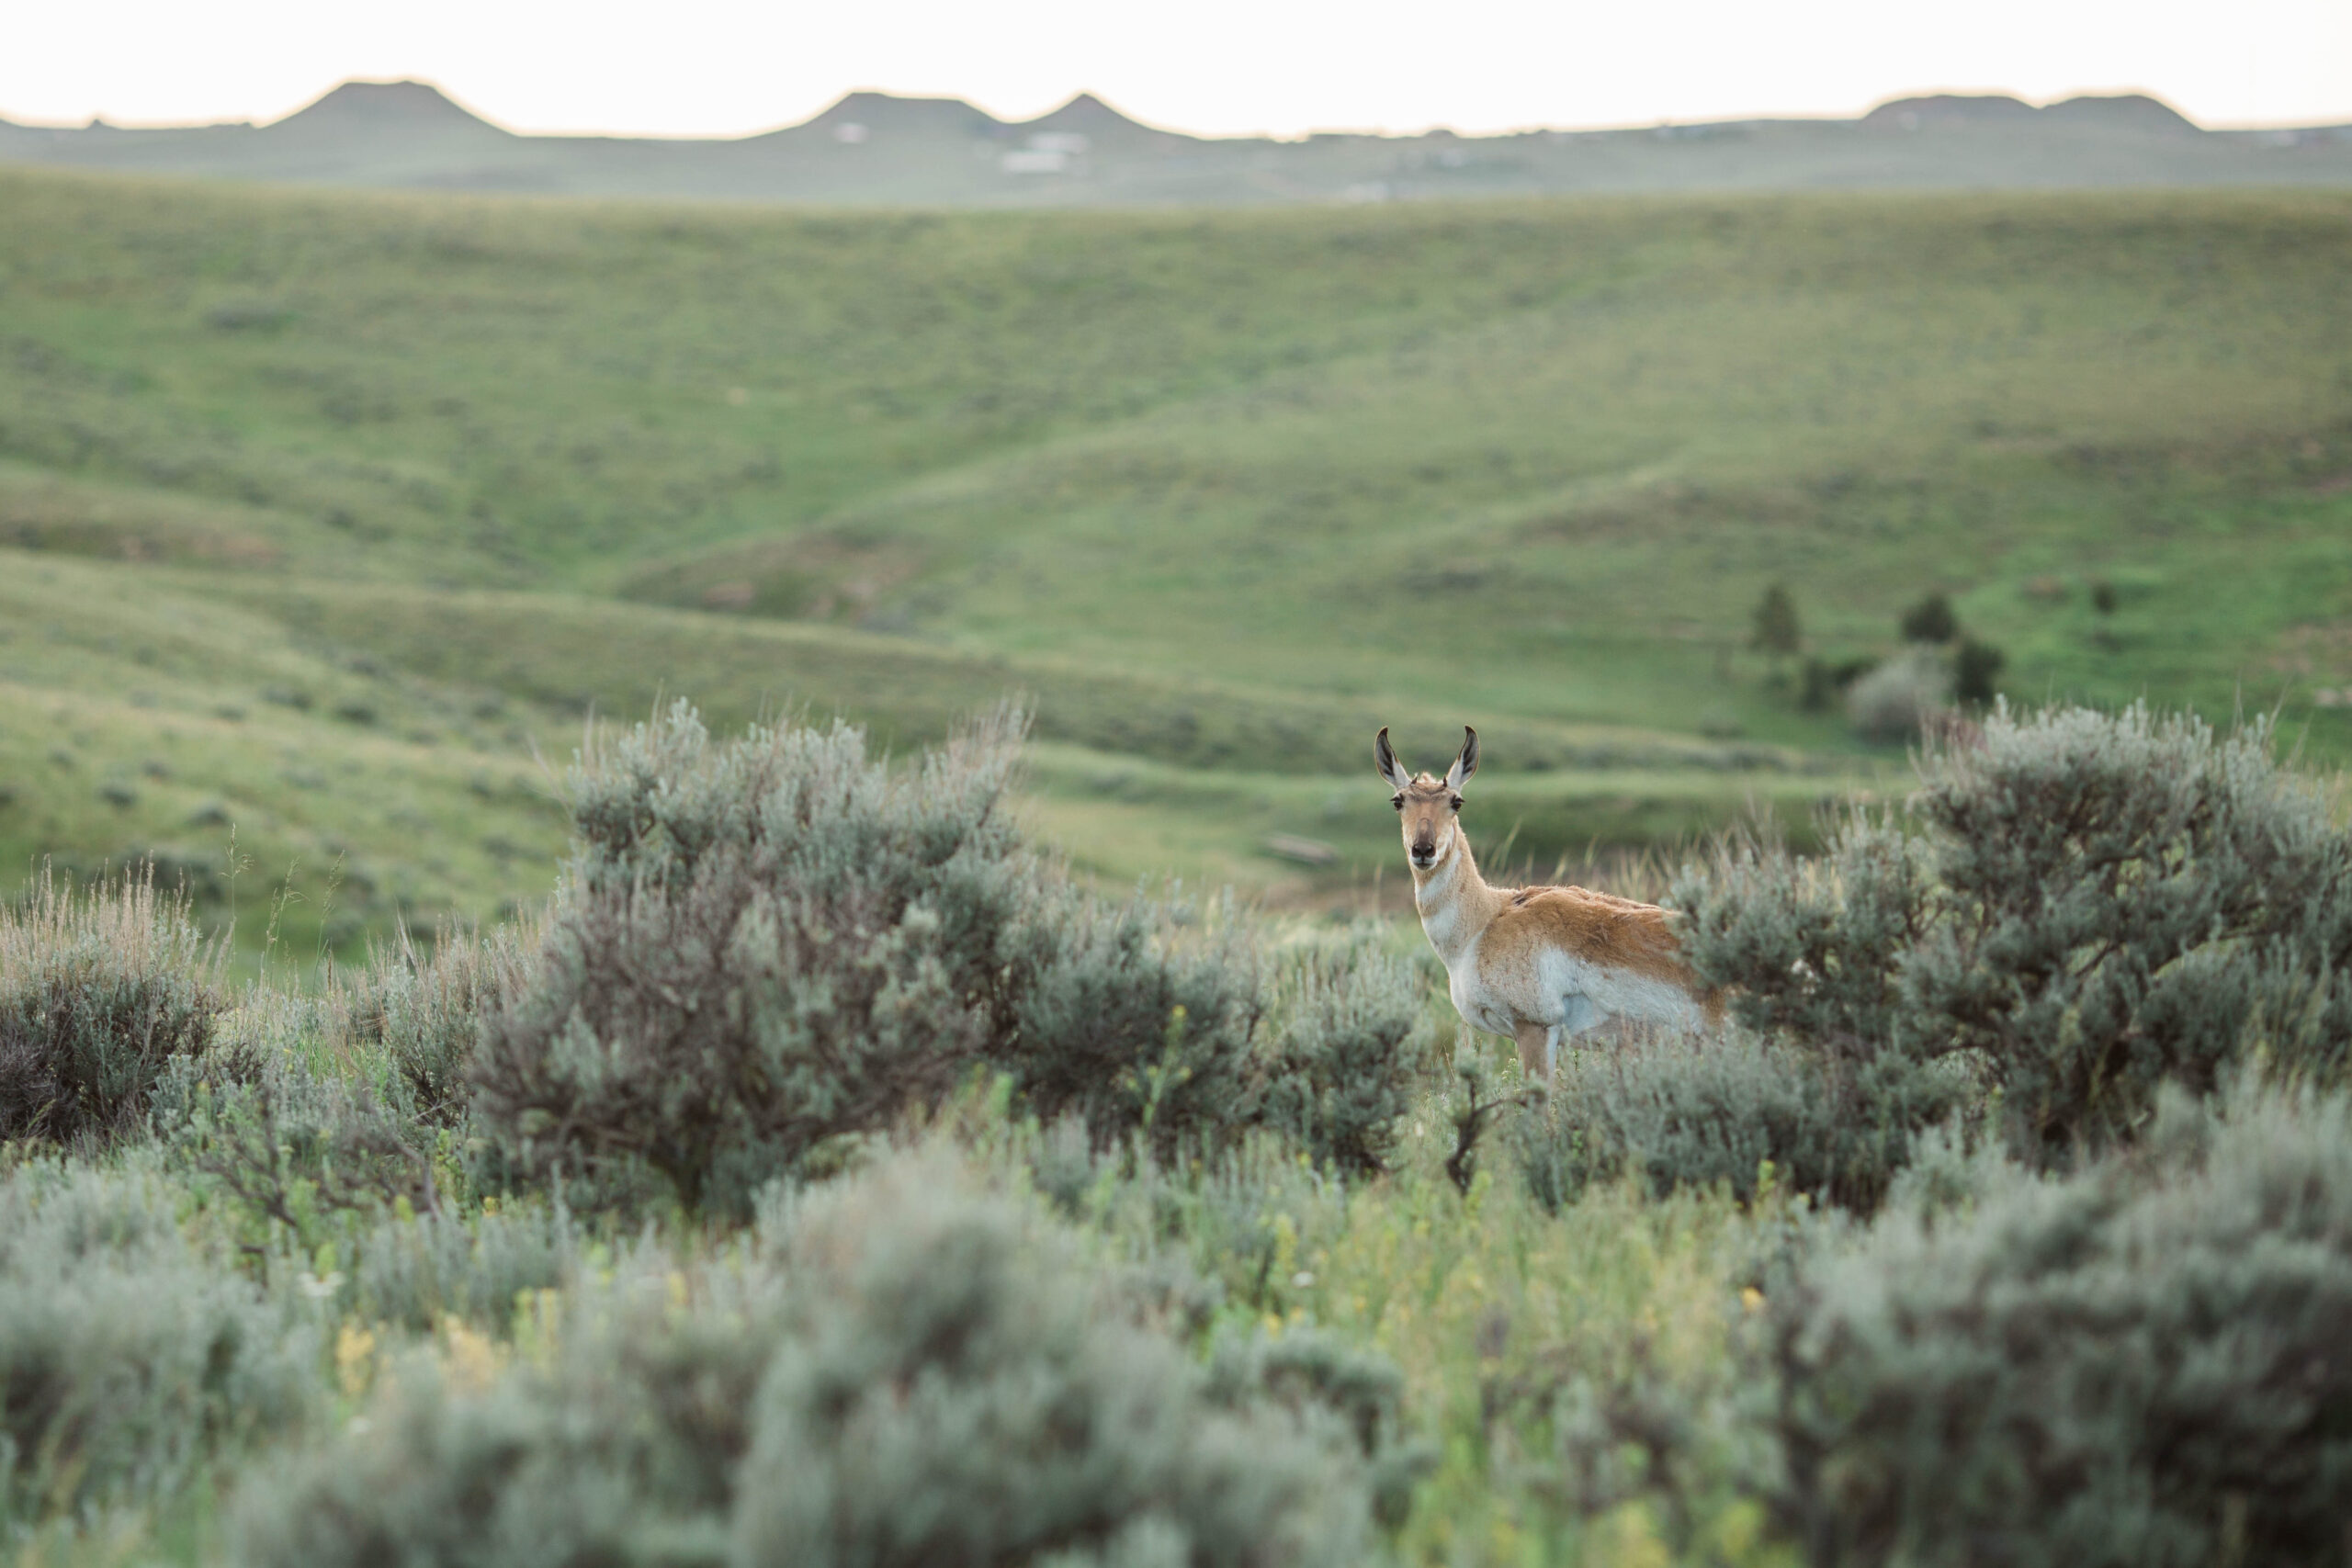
[116,79,1193,148]
[1861,92,2199,131]
[290,79,501,127]
[4,78,2346,204]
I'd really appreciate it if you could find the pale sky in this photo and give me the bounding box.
[6,0,2349,138]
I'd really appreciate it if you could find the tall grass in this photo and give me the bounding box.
[0,866,221,1147]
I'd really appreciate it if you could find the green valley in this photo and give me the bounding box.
[3,167,2348,953]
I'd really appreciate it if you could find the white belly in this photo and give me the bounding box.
[1451,974,1601,1038]
[1444,942,1517,1037]
[1431,919,1703,1040]
[1536,947,1706,1032]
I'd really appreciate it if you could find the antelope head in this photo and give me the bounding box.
[1375,726,1479,872]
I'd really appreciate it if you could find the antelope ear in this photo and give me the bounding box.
[1374,727,1412,791]
[1444,726,1480,790]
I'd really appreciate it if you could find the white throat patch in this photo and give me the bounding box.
[1415,835,1457,900]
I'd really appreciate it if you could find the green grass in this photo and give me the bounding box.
[994,1080,1786,1567]
[3,169,2348,948]
[0,554,570,968]
[0,551,1851,959]
[1023,741,1853,903]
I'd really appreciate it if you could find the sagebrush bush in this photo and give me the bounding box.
[1512,1028,1966,1211]
[1540,808,1968,1210]
[735,1161,1378,1567]
[345,922,530,1129]
[0,1158,320,1534]
[1255,930,1430,1177]
[161,992,450,1241]
[1543,1334,1779,1555]
[0,866,220,1146]
[325,1198,585,1336]
[997,1101,1350,1320]
[1675,702,2352,1172]
[472,702,1039,1213]
[1205,1323,1431,1529]
[1844,649,1949,742]
[1015,913,1429,1174]
[232,1241,771,1568]
[234,1153,1387,1568]
[1010,890,1266,1156]
[1765,1078,2352,1567]
[472,705,1427,1211]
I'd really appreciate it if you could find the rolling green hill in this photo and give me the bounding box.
[2,168,2347,955]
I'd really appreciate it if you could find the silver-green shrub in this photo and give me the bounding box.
[1543,1335,1781,1555]
[232,1155,1385,1568]
[1013,914,1427,1173]
[1511,1028,1964,1211]
[1254,930,1431,1177]
[1204,1322,1430,1529]
[162,991,448,1238]
[733,1160,1376,1567]
[1010,891,1267,1157]
[472,703,1039,1213]
[332,1200,585,1336]
[234,1235,769,1568]
[1765,1079,2352,1567]
[1845,649,1949,742]
[0,1158,320,1536]
[345,922,531,1130]
[471,705,1429,1210]
[0,868,220,1146]
[1675,703,2352,1172]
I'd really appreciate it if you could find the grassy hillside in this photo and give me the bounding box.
[2,168,2348,950]
[0,550,1849,965]
[0,553,571,964]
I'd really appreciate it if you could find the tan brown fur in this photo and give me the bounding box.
[1490,885,1702,993]
[1378,726,1718,1080]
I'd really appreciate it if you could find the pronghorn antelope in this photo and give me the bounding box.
[1377,726,1715,1081]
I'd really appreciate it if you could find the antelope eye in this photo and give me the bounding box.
[1391,795,1404,810]
[1449,796,1463,811]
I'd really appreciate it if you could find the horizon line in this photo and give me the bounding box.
[12,74,2349,142]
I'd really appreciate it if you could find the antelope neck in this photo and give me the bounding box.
[1411,830,1502,964]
